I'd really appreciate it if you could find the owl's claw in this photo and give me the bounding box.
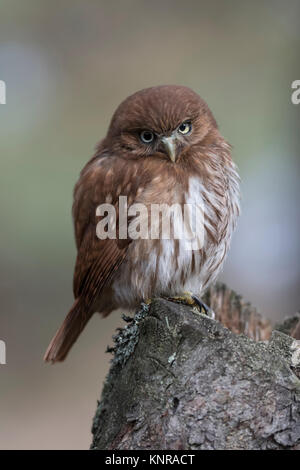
[165,291,213,316]
[190,295,212,316]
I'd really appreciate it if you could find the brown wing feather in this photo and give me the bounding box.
[74,235,128,305]
[43,236,128,364]
[72,153,133,302]
[44,153,134,362]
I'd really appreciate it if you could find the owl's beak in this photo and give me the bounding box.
[161,136,176,163]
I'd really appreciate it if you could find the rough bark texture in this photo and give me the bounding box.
[91,283,300,450]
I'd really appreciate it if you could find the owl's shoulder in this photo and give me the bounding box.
[72,151,142,249]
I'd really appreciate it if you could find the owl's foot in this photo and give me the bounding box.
[165,292,212,316]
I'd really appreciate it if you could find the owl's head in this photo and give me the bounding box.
[106,85,218,162]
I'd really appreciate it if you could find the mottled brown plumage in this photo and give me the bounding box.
[44,85,240,363]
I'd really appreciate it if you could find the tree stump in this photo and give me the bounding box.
[91,284,300,450]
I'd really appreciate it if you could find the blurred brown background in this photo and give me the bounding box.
[0,0,299,449]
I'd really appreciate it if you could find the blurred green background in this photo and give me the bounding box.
[0,0,299,449]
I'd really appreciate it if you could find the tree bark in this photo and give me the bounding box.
[91,283,300,450]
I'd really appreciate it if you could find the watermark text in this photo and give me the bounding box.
[0,80,6,104]
[291,80,300,105]
[96,196,205,251]
[0,340,6,365]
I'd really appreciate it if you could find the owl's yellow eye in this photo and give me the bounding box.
[178,121,192,135]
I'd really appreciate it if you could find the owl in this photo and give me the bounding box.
[44,85,240,363]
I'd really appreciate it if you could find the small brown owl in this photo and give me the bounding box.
[44,85,240,363]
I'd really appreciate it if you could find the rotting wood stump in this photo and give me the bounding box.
[91,283,300,450]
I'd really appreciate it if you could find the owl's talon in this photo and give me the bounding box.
[166,292,213,316]
[191,295,210,315]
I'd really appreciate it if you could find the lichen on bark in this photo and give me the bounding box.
[91,284,300,450]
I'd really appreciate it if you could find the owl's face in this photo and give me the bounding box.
[105,85,218,163]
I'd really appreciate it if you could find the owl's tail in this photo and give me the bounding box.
[44,298,92,363]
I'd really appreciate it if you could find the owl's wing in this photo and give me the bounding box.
[72,155,134,305]
[44,153,142,362]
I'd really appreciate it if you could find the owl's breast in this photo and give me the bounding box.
[112,170,239,309]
